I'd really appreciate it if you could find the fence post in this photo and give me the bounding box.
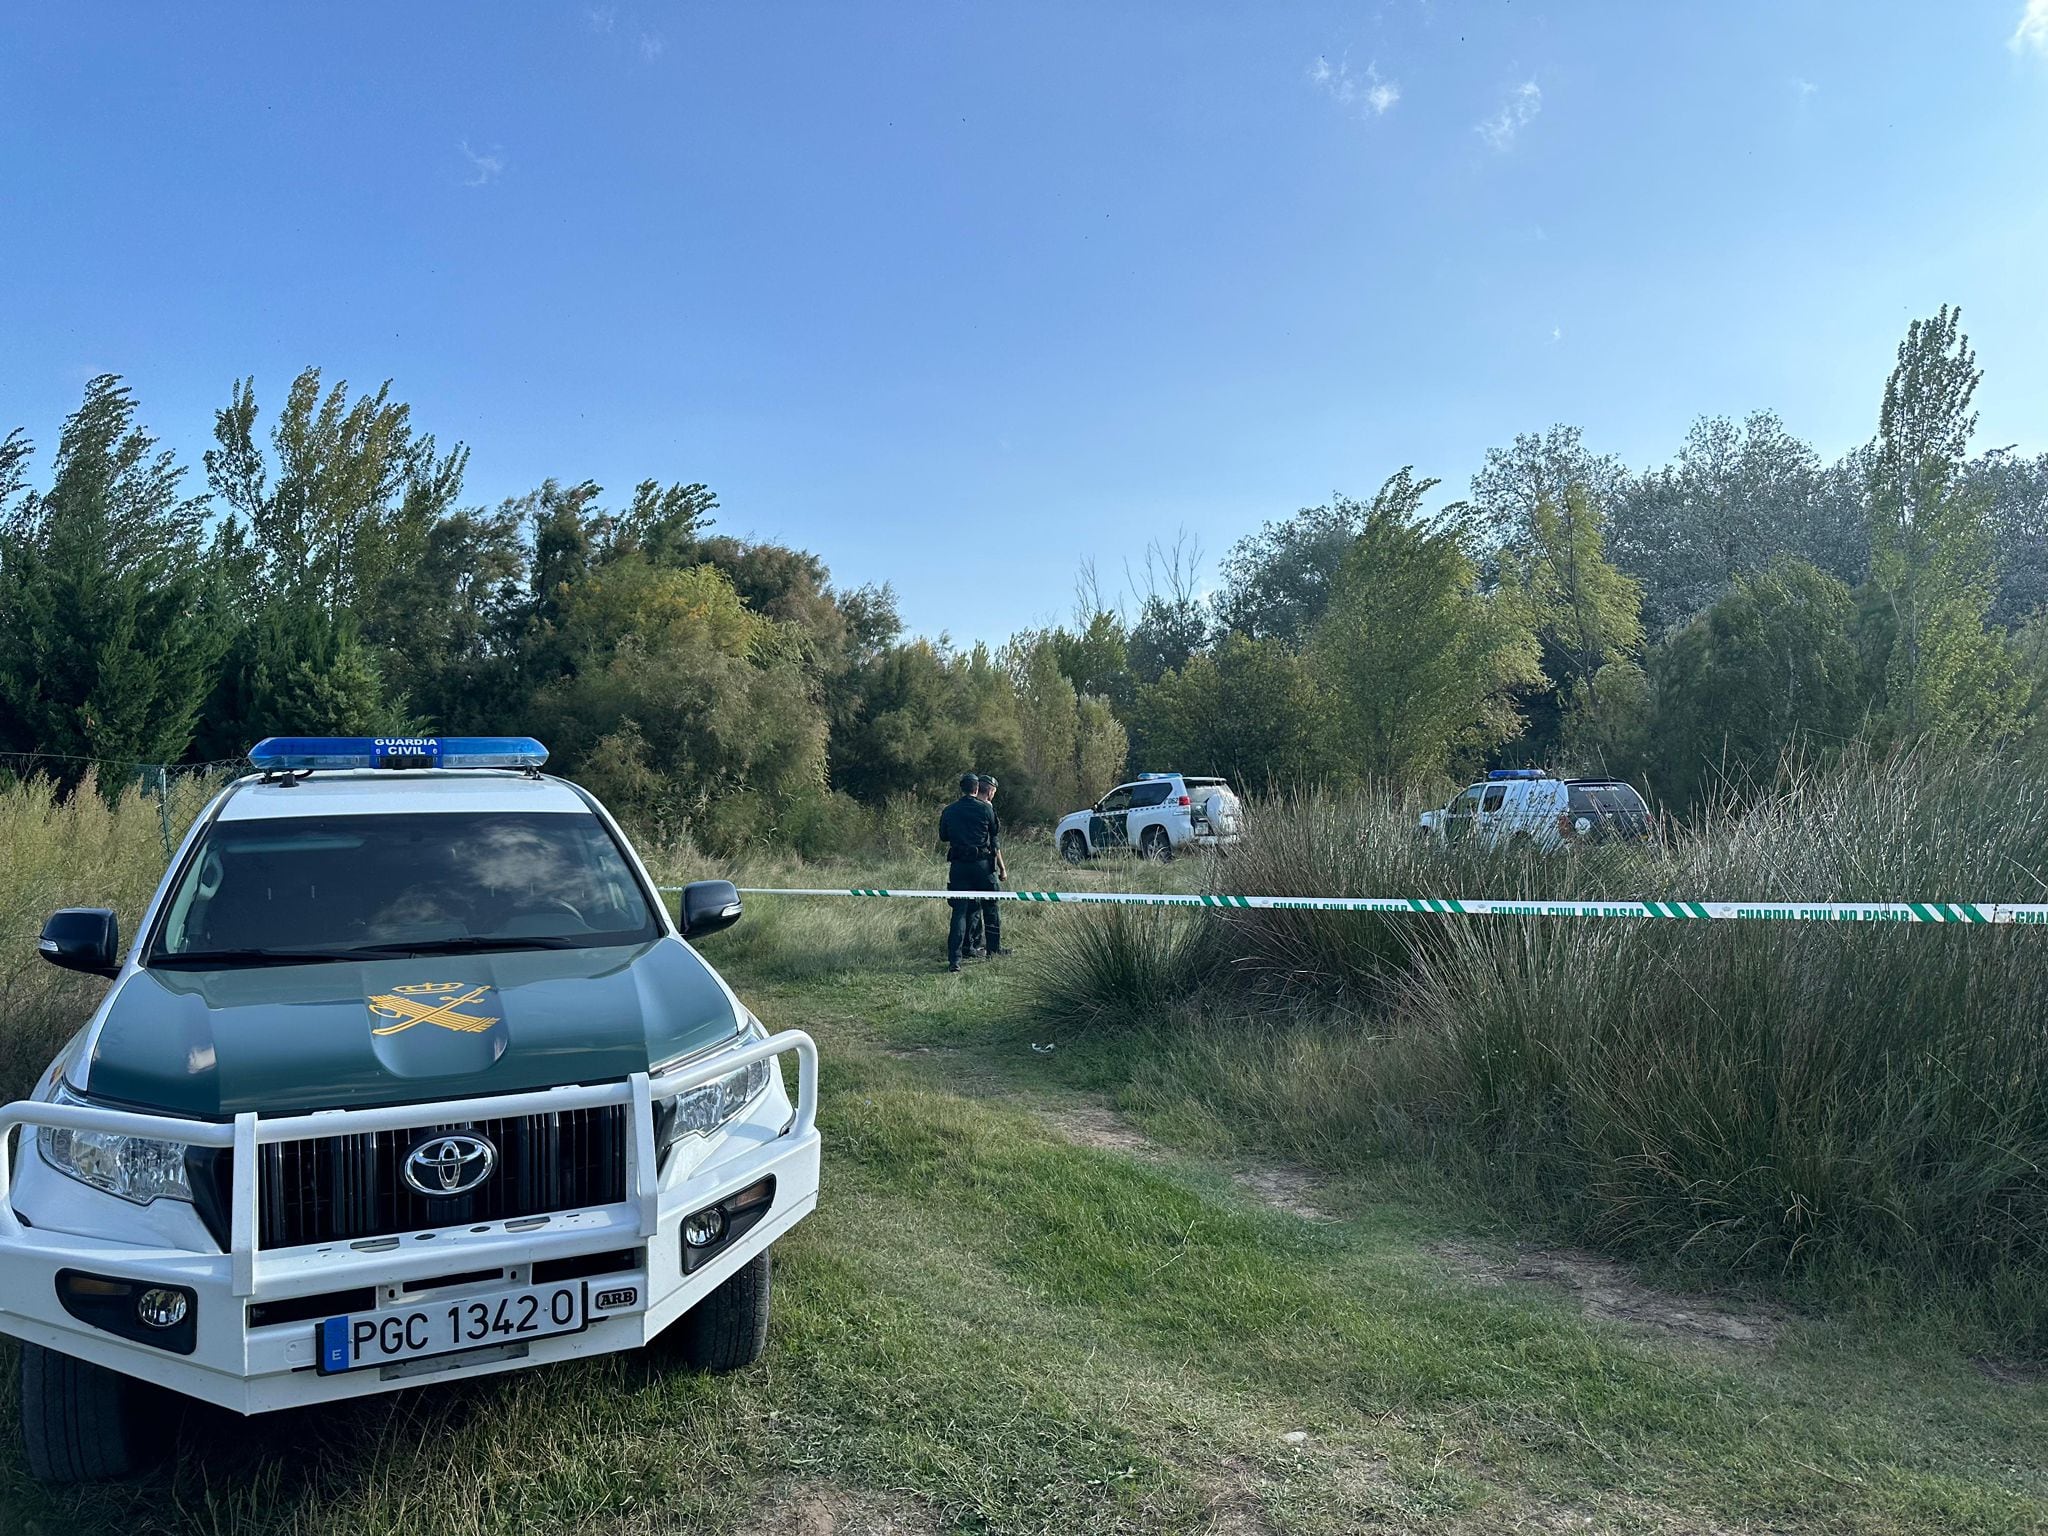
[146,765,173,863]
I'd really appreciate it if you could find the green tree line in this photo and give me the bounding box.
[4,306,2044,841]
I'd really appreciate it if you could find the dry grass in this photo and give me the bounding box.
[0,771,219,1099]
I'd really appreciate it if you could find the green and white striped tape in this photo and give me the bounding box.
[654,887,2048,926]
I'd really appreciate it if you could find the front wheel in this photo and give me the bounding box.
[677,1251,772,1372]
[19,1342,165,1484]
[1060,832,1089,865]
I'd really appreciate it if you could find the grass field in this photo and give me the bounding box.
[0,783,2042,1532]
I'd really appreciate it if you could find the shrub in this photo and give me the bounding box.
[779,790,875,860]
[1024,904,1223,1029]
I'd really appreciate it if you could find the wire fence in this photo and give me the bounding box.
[0,750,242,860]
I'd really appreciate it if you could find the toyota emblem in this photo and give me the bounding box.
[403,1133,497,1196]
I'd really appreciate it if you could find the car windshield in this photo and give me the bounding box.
[149,810,662,965]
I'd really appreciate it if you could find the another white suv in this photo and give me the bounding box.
[1418,769,1651,850]
[1057,773,1242,863]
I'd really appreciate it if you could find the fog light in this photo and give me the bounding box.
[683,1207,727,1248]
[136,1288,189,1330]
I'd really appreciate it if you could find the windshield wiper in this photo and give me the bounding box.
[149,935,600,970]
[149,946,412,969]
[372,935,589,956]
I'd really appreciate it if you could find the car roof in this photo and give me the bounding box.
[216,769,593,822]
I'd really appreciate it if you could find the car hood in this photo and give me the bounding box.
[82,938,741,1118]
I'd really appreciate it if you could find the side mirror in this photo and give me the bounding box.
[678,880,743,940]
[39,908,121,978]
[1418,810,1442,833]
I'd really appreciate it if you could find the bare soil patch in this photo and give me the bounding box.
[1431,1241,1784,1347]
[1972,1355,2045,1387]
[1194,1454,1275,1534]
[1229,1165,1338,1224]
[1041,1100,1168,1158]
[1034,1099,1340,1222]
[735,1483,936,1536]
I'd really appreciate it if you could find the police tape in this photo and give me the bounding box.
[655,887,2048,926]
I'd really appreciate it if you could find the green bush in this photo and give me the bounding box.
[1023,904,1222,1029]
[779,790,876,861]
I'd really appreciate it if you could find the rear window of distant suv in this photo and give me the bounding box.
[1567,782,1649,826]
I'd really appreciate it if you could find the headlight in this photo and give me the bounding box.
[36,1085,194,1206]
[654,1012,775,1151]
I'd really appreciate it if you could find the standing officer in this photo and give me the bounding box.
[975,774,1011,957]
[937,771,999,972]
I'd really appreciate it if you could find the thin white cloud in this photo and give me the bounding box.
[1477,80,1541,150]
[1308,55,1400,118]
[586,5,615,33]
[638,30,666,61]
[459,141,505,187]
[2014,0,2048,55]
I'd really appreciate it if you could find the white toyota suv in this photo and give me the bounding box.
[1056,773,1242,863]
[0,735,820,1482]
[1418,769,1651,850]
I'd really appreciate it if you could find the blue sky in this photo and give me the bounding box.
[4,3,2047,645]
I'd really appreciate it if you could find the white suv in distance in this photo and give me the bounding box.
[1057,773,1242,863]
[1418,769,1651,850]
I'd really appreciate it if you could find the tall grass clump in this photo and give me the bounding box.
[1023,905,1225,1029]
[1392,749,2048,1348]
[0,773,212,1099]
[1035,786,1670,1010]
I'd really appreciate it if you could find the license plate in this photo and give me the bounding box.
[316,1281,586,1374]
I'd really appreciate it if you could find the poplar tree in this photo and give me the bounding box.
[1866,305,2024,742]
[0,377,227,775]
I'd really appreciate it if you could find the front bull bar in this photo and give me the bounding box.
[0,1029,819,1299]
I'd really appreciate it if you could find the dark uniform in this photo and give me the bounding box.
[937,777,1001,970]
[964,774,1004,957]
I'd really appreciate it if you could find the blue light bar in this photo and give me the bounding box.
[248,736,549,771]
[1487,768,1546,781]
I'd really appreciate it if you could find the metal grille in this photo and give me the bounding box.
[257,1104,629,1249]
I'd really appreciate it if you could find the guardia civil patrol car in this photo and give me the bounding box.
[0,737,819,1482]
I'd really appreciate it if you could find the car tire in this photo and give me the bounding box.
[18,1342,164,1484]
[1139,827,1173,862]
[1060,833,1089,864]
[676,1251,772,1373]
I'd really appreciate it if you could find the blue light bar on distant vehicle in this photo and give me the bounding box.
[1487,768,1545,781]
[247,736,550,771]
